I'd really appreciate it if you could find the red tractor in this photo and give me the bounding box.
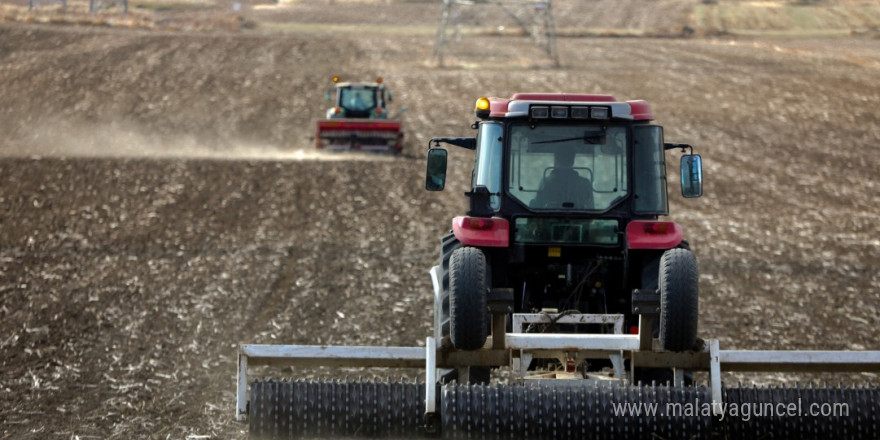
[242,93,880,440]
[425,93,703,380]
[315,76,404,153]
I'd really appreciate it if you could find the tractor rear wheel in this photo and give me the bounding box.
[659,248,699,352]
[436,233,460,343]
[448,246,489,351]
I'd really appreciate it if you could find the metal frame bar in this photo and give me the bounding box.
[425,337,437,414]
[506,333,640,351]
[720,350,880,371]
[709,339,722,415]
[239,344,425,368]
[512,313,624,335]
[236,352,248,421]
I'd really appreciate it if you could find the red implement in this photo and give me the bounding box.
[315,119,403,153]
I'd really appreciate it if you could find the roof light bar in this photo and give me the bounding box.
[529,104,612,120]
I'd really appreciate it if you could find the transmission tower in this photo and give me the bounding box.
[433,0,560,68]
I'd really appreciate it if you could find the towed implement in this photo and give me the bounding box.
[315,76,404,153]
[239,93,880,439]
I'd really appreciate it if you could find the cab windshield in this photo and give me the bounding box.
[339,86,378,114]
[508,123,629,211]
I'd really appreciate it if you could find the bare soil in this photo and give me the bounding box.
[0,1,879,438]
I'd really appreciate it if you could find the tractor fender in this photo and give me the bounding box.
[451,216,510,248]
[626,220,684,250]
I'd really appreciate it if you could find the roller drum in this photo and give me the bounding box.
[249,379,425,439]
[249,379,878,439]
[721,384,879,439]
[440,382,711,439]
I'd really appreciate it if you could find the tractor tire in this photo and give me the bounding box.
[659,248,699,352]
[435,233,491,383]
[448,246,489,351]
[435,232,461,343]
[634,256,673,385]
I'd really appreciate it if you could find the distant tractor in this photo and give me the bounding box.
[315,76,404,153]
[425,93,704,371]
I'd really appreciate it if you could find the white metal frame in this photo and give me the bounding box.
[510,313,627,377]
[512,312,624,334]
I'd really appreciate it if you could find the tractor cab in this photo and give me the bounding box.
[427,94,702,221]
[325,76,392,119]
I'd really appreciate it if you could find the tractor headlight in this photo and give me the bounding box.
[570,106,589,119]
[530,106,549,119]
[550,106,568,119]
[590,107,610,120]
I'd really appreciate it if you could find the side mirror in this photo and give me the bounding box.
[386,90,393,103]
[425,149,448,191]
[680,154,703,198]
[324,91,332,102]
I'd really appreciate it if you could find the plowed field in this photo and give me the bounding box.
[1,2,878,437]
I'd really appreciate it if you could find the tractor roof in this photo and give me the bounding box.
[332,76,387,89]
[335,82,384,88]
[480,93,654,121]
